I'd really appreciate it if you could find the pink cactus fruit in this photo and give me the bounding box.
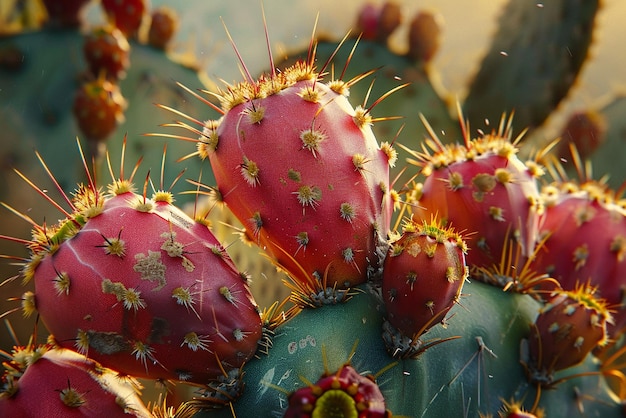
[355,1,402,43]
[355,3,380,40]
[381,217,468,358]
[190,59,397,295]
[0,343,150,417]
[408,114,544,282]
[523,283,612,385]
[284,364,389,418]
[7,143,262,385]
[533,179,626,329]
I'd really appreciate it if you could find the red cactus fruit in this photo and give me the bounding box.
[533,179,626,329]
[147,6,179,50]
[355,3,380,40]
[355,1,402,43]
[408,113,544,282]
[180,57,397,297]
[8,141,263,385]
[101,0,147,38]
[0,343,150,417]
[72,77,127,142]
[284,364,390,418]
[42,0,90,27]
[381,216,468,358]
[523,283,612,385]
[83,26,131,80]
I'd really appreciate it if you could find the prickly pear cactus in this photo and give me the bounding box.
[196,279,619,417]
[2,1,626,417]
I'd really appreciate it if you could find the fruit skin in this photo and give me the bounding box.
[382,217,467,357]
[195,280,620,417]
[101,0,147,38]
[148,6,179,50]
[0,345,150,417]
[72,77,127,142]
[83,26,131,80]
[409,121,544,278]
[523,284,612,385]
[534,180,626,329]
[24,172,262,384]
[203,63,394,290]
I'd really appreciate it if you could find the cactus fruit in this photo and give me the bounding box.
[101,0,147,39]
[3,140,262,385]
[355,2,402,44]
[407,10,443,64]
[196,279,621,417]
[72,76,127,143]
[83,26,131,81]
[41,0,90,28]
[522,283,612,388]
[555,110,607,164]
[381,217,467,358]
[147,6,179,50]
[179,49,396,292]
[0,343,151,417]
[533,159,626,329]
[2,1,626,417]
[405,113,544,280]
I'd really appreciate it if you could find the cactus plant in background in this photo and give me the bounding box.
[2,0,626,417]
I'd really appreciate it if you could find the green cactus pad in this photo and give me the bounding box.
[463,0,600,136]
[195,279,621,417]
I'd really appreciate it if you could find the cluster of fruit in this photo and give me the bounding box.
[56,0,178,151]
[1,1,625,417]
